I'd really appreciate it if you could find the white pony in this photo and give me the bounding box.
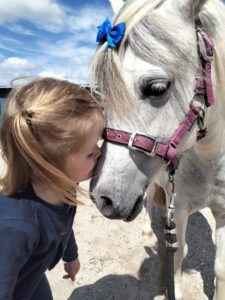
[91,0,225,299]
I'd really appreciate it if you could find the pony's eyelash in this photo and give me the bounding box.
[140,80,171,100]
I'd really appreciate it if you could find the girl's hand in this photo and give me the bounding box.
[63,258,80,281]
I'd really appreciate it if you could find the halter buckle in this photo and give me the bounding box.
[128,132,158,156]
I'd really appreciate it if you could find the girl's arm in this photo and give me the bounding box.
[62,229,80,281]
[62,229,78,262]
[0,220,38,299]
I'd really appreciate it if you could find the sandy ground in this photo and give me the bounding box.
[47,181,216,300]
[0,157,216,300]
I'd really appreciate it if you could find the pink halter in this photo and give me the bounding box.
[103,19,215,172]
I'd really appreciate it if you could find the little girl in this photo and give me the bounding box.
[0,78,104,300]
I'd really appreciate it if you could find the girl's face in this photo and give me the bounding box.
[65,120,104,183]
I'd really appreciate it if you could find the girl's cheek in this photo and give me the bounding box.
[92,159,98,169]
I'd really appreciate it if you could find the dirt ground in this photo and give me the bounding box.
[47,181,216,300]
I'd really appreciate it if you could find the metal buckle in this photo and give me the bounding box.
[164,228,177,235]
[128,132,158,157]
[197,30,213,61]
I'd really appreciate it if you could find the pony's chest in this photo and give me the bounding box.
[174,153,216,209]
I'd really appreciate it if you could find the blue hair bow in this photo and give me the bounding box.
[96,18,125,51]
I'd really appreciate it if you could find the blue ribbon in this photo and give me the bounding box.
[96,18,125,51]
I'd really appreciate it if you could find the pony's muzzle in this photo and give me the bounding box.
[91,192,143,221]
[97,195,123,219]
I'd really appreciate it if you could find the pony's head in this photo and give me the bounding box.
[90,0,225,221]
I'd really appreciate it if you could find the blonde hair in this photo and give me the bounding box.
[0,78,104,205]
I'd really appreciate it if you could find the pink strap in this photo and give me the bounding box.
[163,107,200,163]
[195,28,215,106]
[103,128,178,170]
[103,107,200,171]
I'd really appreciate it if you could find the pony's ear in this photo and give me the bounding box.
[174,0,207,19]
[109,0,124,14]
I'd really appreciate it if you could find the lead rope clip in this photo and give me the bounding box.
[165,173,179,250]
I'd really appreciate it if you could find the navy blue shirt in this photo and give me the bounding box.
[0,184,78,300]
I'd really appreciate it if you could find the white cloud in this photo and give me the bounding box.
[37,37,95,61]
[37,42,93,83]
[0,36,24,53]
[0,0,65,33]
[0,2,113,85]
[37,66,89,84]
[0,70,35,86]
[38,70,67,80]
[37,37,80,58]
[0,57,36,85]
[5,24,35,36]
[66,6,112,32]
[1,57,34,69]
[35,39,95,82]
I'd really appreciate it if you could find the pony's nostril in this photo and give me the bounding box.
[99,196,119,218]
[101,196,113,208]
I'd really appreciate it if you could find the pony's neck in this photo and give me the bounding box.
[194,104,225,162]
[193,66,225,161]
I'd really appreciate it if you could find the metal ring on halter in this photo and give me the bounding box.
[162,156,172,169]
[190,94,206,110]
[197,108,206,129]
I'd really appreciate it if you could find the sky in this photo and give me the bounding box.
[0,0,114,86]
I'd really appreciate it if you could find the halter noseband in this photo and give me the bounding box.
[103,19,215,172]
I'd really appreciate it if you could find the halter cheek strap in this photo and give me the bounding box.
[195,21,214,106]
[103,19,215,172]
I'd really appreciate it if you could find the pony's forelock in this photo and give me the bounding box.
[92,0,165,118]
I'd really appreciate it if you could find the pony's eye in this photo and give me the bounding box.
[140,80,171,99]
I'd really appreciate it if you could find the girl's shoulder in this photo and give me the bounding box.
[0,190,40,258]
[0,186,38,226]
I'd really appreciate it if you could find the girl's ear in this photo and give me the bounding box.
[109,0,125,14]
[171,0,208,19]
